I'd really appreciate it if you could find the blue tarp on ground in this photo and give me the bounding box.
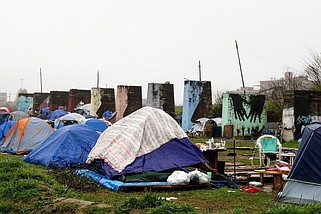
[23,124,99,169]
[101,137,207,180]
[77,169,168,192]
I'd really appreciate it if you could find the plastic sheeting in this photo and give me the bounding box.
[77,169,168,192]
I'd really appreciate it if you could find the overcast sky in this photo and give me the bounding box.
[1,1,321,104]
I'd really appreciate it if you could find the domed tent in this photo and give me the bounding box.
[277,123,321,204]
[84,118,108,133]
[86,106,211,181]
[0,117,53,154]
[23,124,99,169]
[0,107,12,113]
[8,111,29,121]
[0,121,16,143]
[54,113,86,129]
[47,109,68,120]
[0,112,10,125]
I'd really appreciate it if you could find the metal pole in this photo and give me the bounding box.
[235,40,245,91]
[198,60,201,81]
[233,136,236,181]
[40,68,43,93]
[97,70,99,88]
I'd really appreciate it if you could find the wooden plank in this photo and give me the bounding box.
[234,147,255,150]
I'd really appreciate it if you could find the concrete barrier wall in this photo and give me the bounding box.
[146,82,175,114]
[115,85,142,121]
[67,89,91,112]
[182,80,213,131]
[90,87,115,118]
[18,93,33,113]
[49,91,69,112]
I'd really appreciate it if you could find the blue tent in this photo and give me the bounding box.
[23,124,99,169]
[277,123,321,204]
[101,137,209,180]
[0,121,16,142]
[47,109,68,120]
[0,112,10,125]
[40,107,49,116]
[84,118,108,133]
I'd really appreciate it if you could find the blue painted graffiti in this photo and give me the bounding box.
[296,115,312,125]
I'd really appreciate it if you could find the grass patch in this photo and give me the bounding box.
[48,166,100,193]
[115,192,163,213]
[149,202,197,214]
[282,140,300,148]
[47,202,79,213]
[0,138,310,214]
[259,203,321,214]
[83,206,114,214]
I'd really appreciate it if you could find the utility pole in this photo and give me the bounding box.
[198,60,201,81]
[235,40,245,93]
[97,70,100,88]
[40,68,43,93]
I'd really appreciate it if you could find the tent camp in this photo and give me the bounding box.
[86,106,211,182]
[0,117,54,154]
[277,123,321,204]
[23,124,100,169]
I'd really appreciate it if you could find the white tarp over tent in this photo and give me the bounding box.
[86,106,187,172]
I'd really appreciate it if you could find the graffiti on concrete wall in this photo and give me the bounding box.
[222,93,267,138]
[18,95,33,113]
[230,94,265,123]
[296,115,312,125]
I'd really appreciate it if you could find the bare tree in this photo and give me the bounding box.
[303,50,321,90]
[212,90,223,117]
[261,70,309,106]
[213,90,223,105]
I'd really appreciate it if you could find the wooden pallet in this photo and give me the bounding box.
[117,183,216,192]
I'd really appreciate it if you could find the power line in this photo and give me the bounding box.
[241,46,297,71]
[0,73,38,85]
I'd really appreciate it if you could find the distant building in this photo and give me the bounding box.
[227,86,260,95]
[259,72,312,97]
[0,93,7,106]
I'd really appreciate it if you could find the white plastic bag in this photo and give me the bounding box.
[167,171,190,185]
[188,169,210,184]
